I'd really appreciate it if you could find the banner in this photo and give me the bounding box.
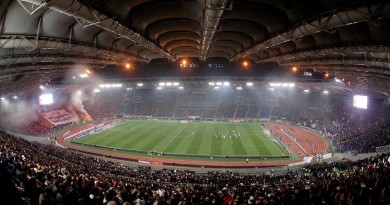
[322,153,332,160]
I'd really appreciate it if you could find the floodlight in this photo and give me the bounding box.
[216,82,222,86]
[39,94,53,105]
[208,82,215,86]
[137,83,143,87]
[173,82,179,86]
[157,87,163,90]
[94,89,100,93]
[79,73,88,78]
[214,86,220,89]
[246,82,253,86]
[288,83,295,87]
[13,96,17,99]
[304,89,310,93]
[166,82,172,86]
[242,61,248,67]
[125,63,131,69]
[178,87,184,90]
[223,82,230,86]
[323,90,329,94]
[237,87,242,90]
[1,97,5,100]
[159,82,165,86]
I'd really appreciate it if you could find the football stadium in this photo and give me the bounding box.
[1,0,390,204]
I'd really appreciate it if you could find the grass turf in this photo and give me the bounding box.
[75,120,288,157]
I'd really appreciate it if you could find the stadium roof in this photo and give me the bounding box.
[0,0,390,97]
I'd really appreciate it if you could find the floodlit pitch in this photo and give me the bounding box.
[75,120,289,157]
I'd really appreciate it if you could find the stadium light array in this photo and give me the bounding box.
[269,82,295,87]
[323,90,329,94]
[237,86,242,90]
[223,82,230,86]
[137,83,143,87]
[216,82,222,86]
[304,89,310,93]
[246,82,253,86]
[208,82,215,86]
[159,82,180,87]
[99,84,123,88]
[269,83,282,87]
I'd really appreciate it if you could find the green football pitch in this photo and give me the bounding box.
[75,120,289,157]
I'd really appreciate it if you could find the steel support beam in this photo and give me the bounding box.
[0,54,117,66]
[0,35,148,62]
[0,67,67,94]
[230,3,390,61]
[0,63,106,76]
[18,0,176,61]
[200,0,232,61]
[280,58,390,70]
[258,45,390,63]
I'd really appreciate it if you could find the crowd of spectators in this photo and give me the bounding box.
[1,129,390,205]
[19,122,52,136]
[270,92,390,153]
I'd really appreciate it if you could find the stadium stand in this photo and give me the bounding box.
[1,130,389,205]
[3,87,389,153]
